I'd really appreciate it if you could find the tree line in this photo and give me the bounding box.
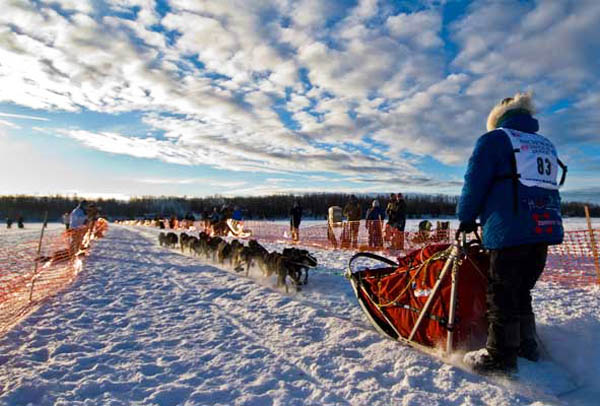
[1,194,599,222]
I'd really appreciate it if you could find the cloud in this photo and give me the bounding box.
[0,112,49,121]
[59,129,196,165]
[0,119,21,129]
[451,0,600,147]
[136,178,208,185]
[136,177,248,189]
[61,190,132,201]
[0,0,598,196]
[386,10,443,48]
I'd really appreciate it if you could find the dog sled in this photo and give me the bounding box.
[346,233,489,354]
[225,219,252,238]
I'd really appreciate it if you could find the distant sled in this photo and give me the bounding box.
[226,219,252,238]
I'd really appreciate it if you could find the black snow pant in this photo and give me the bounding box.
[486,243,548,361]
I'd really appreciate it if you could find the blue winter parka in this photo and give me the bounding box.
[457,114,564,249]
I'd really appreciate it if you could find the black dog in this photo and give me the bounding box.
[180,232,190,253]
[282,247,318,285]
[217,240,232,265]
[158,232,178,248]
[258,251,294,292]
[256,250,314,293]
[166,232,178,248]
[205,236,224,261]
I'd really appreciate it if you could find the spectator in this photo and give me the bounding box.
[395,193,407,249]
[397,193,407,231]
[221,205,233,220]
[209,207,226,236]
[327,206,342,248]
[385,193,398,229]
[86,203,99,223]
[290,201,303,242]
[365,200,385,248]
[69,201,88,229]
[17,215,24,229]
[5,217,12,229]
[229,206,244,235]
[459,91,564,375]
[385,193,398,248]
[209,207,221,225]
[183,212,195,228]
[202,210,210,231]
[232,206,243,221]
[62,212,71,230]
[343,195,362,248]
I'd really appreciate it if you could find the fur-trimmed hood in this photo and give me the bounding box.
[486,91,535,131]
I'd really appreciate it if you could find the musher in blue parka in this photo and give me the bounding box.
[458,91,565,375]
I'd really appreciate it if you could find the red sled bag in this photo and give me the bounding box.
[346,240,489,353]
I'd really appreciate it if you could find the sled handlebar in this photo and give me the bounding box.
[345,252,399,279]
[454,223,482,241]
[454,224,482,254]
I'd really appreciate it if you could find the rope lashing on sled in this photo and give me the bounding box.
[407,244,461,342]
[376,246,453,308]
[393,303,449,326]
[349,245,461,331]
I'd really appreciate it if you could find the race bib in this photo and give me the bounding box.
[501,128,559,190]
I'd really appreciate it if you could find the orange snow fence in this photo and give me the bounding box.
[0,219,108,337]
[544,229,600,287]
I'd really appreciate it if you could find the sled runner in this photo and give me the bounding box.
[346,233,489,354]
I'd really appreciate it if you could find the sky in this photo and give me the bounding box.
[0,0,598,201]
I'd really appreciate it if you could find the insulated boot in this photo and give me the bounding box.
[518,314,540,362]
[470,319,520,375]
[467,349,518,376]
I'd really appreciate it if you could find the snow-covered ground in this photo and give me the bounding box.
[0,223,65,245]
[1,223,599,406]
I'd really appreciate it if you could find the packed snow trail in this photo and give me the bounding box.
[0,225,598,405]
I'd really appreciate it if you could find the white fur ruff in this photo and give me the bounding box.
[486,91,535,131]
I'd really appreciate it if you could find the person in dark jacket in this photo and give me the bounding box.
[365,200,385,248]
[395,193,407,249]
[343,195,362,248]
[458,91,564,375]
[385,193,398,246]
[290,201,303,241]
[63,212,70,230]
[396,193,407,231]
[385,193,398,228]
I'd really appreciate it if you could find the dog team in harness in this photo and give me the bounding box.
[347,91,566,377]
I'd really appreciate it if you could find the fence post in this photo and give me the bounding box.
[28,211,48,303]
[584,205,600,284]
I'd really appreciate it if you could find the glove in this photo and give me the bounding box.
[456,221,477,240]
[458,221,477,233]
